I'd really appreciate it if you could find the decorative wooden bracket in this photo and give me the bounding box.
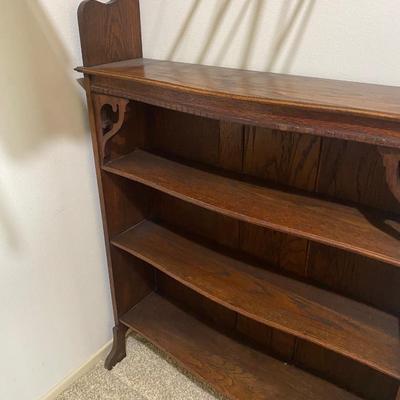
[379,147,400,203]
[95,96,129,162]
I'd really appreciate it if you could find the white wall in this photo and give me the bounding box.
[0,1,399,400]
[140,0,400,86]
[0,1,113,400]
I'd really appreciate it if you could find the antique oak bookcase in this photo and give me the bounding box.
[76,1,400,399]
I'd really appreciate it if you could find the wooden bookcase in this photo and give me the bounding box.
[76,1,400,399]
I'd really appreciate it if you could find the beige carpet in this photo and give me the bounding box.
[56,333,224,400]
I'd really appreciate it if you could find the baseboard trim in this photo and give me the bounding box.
[38,340,112,400]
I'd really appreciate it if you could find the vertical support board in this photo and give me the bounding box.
[78,0,142,66]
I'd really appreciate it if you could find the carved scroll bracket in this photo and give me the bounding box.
[95,96,129,162]
[379,146,400,203]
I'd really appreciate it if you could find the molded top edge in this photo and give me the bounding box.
[77,58,400,123]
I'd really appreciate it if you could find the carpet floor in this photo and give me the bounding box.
[56,333,223,400]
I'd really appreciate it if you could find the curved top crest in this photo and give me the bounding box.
[78,0,142,67]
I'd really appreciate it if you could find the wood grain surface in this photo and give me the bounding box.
[77,58,400,122]
[112,220,400,380]
[103,149,400,267]
[78,1,400,396]
[78,0,142,66]
[121,292,361,400]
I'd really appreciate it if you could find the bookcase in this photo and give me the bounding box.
[77,1,400,399]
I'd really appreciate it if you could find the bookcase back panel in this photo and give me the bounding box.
[308,243,400,316]
[243,126,321,192]
[317,138,400,215]
[148,107,221,167]
[294,339,399,400]
[110,247,155,317]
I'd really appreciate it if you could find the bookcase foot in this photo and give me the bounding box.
[104,324,128,370]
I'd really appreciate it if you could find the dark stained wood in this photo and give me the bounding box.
[109,247,154,316]
[236,316,273,349]
[104,324,128,370]
[147,107,220,166]
[93,94,129,161]
[92,97,155,316]
[158,260,299,366]
[100,168,152,238]
[89,73,400,152]
[112,100,150,159]
[157,273,237,333]
[111,220,400,380]
[317,139,400,215]
[85,87,155,323]
[153,192,306,277]
[243,126,321,191]
[151,194,399,396]
[77,58,400,151]
[242,126,319,276]
[92,95,150,166]
[84,77,154,369]
[308,243,400,316]
[77,5,400,395]
[270,330,297,362]
[103,149,400,267]
[121,293,361,400]
[77,58,400,123]
[149,192,398,398]
[153,193,240,250]
[78,0,142,67]
[219,121,244,172]
[294,340,400,400]
[237,315,298,364]
[77,78,85,88]
[379,147,400,203]
[152,193,306,361]
[239,223,308,277]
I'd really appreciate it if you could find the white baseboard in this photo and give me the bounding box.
[38,340,112,400]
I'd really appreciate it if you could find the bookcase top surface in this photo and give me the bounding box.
[77,58,400,122]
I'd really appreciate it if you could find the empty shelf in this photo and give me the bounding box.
[104,150,400,268]
[112,220,400,380]
[121,293,362,400]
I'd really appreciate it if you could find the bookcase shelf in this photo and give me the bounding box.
[121,292,362,400]
[77,1,400,399]
[112,219,400,379]
[104,149,400,268]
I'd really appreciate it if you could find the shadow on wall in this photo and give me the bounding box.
[166,0,316,72]
[0,0,87,159]
[0,0,315,246]
[0,0,87,248]
[267,0,316,72]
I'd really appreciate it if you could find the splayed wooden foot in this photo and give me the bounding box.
[104,324,128,370]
